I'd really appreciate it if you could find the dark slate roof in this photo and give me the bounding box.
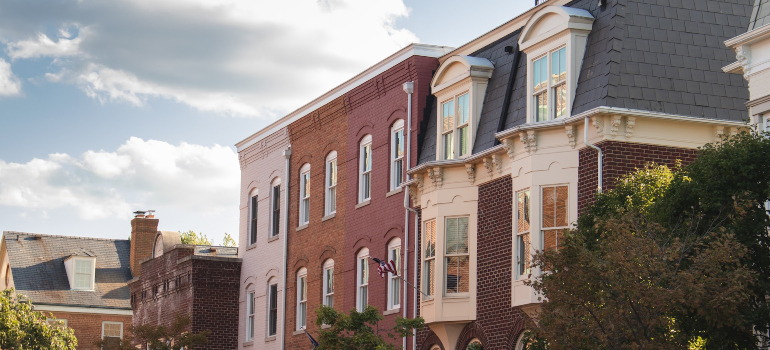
[750,0,770,30]
[3,232,132,309]
[418,0,753,165]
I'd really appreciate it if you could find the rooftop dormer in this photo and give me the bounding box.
[64,254,96,291]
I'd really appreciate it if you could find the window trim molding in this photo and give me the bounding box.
[390,120,405,191]
[299,164,310,226]
[249,188,259,246]
[515,189,532,281]
[246,290,256,341]
[322,259,334,308]
[325,151,338,216]
[296,268,308,331]
[443,216,470,297]
[269,179,282,238]
[359,135,373,203]
[266,280,279,337]
[387,238,402,310]
[101,321,123,340]
[356,248,370,312]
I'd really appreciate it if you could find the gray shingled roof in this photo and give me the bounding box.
[418,0,753,165]
[3,232,132,309]
[750,0,770,30]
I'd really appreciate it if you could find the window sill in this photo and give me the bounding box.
[385,187,403,197]
[443,294,470,300]
[267,235,280,243]
[246,243,258,251]
[355,200,371,209]
[322,213,336,222]
[321,324,331,329]
[293,329,306,335]
[383,308,401,316]
[296,224,309,232]
[243,341,254,347]
[265,336,276,342]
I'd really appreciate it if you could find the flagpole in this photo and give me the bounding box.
[368,256,429,298]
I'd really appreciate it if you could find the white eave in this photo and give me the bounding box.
[724,22,770,48]
[235,43,454,152]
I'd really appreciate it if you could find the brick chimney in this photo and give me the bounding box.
[130,210,159,277]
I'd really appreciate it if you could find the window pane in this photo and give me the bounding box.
[533,56,547,90]
[424,220,436,258]
[248,292,255,314]
[552,47,566,84]
[76,260,91,273]
[360,258,368,285]
[103,323,122,338]
[457,217,468,253]
[457,93,469,125]
[424,260,435,297]
[554,84,567,119]
[445,218,458,254]
[269,284,277,335]
[446,256,469,293]
[302,198,309,223]
[326,268,334,294]
[299,277,306,301]
[393,159,403,189]
[543,229,563,251]
[328,187,336,213]
[360,286,368,311]
[517,191,530,232]
[362,173,370,200]
[442,100,454,131]
[542,187,555,228]
[517,234,531,277]
[556,186,568,226]
[250,196,258,244]
[458,126,469,157]
[299,303,306,328]
[363,145,371,172]
[395,129,404,158]
[272,185,280,236]
[329,160,337,186]
[443,132,453,160]
[535,91,548,122]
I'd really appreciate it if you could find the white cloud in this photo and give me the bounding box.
[0,58,22,96]
[0,137,239,221]
[0,0,420,117]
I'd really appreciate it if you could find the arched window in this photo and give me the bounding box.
[249,188,259,245]
[325,151,338,216]
[515,332,529,350]
[390,120,405,191]
[387,238,401,310]
[359,135,373,203]
[267,277,279,337]
[356,248,370,312]
[270,178,281,238]
[245,285,255,341]
[296,267,308,330]
[322,259,334,307]
[467,338,482,349]
[299,164,310,226]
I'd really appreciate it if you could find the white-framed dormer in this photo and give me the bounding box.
[519,6,594,124]
[431,56,494,160]
[64,255,96,291]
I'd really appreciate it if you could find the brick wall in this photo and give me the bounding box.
[46,311,131,350]
[130,217,159,277]
[578,141,699,214]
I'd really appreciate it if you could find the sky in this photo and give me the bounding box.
[0,0,533,244]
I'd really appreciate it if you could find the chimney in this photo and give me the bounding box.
[130,210,159,277]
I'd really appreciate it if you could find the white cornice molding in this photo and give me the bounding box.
[33,304,133,316]
[236,43,454,152]
[725,22,770,48]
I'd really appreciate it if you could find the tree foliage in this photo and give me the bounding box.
[179,231,212,246]
[315,305,424,350]
[525,130,770,349]
[96,314,208,350]
[222,232,236,247]
[0,289,77,350]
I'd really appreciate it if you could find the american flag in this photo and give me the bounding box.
[372,257,398,278]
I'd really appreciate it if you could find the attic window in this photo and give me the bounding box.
[74,259,93,290]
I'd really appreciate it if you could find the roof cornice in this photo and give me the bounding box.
[725,22,770,48]
[235,43,454,152]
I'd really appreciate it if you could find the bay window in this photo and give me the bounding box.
[440,93,471,160]
[299,164,310,226]
[445,217,469,295]
[359,135,372,203]
[516,190,531,279]
[542,185,568,251]
[357,248,369,312]
[325,151,337,216]
[323,259,334,307]
[422,220,436,300]
[391,120,405,191]
[296,268,307,330]
[387,238,401,310]
[532,47,567,122]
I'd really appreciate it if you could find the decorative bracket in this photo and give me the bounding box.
[520,131,537,154]
[731,127,740,137]
[465,164,476,184]
[408,187,419,205]
[415,174,425,192]
[428,167,443,188]
[592,116,604,136]
[736,45,751,80]
[565,125,576,149]
[714,126,725,142]
[492,154,502,174]
[501,138,516,159]
[625,117,636,138]
[610,115,622,139]
[483,157,494,177]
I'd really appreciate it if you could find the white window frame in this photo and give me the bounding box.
[322,259,334,307]
[531,46,568,123]
[296,268,307,330]
[422,219,436,300]
[541,185,570,252]
[390,120,405,191]
[359,135,373,203]
[444,216,470,296]
[325,151,338,216]
[387,238,401,310]
[73,258,95,291]
[516,189,532,280]
[299,164,310,226]
[101,321,123,340]
[267,281,278,337]
[246,290,255,341]
[249,189,258,245]
[356,248,369,312]
[439,92,471,160]
[270,178,281,238]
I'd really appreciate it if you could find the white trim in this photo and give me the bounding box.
[33,304,133,315]
[236,44,454,152]
[296,268,308,331]
[246,290,256,341]
[725,22,770,48]
[359,136,373,203]
[101,321,124,340]
[270,181,281,238]
[325,152,338,216]
[391,121,405,191]
[299,165,310,226]
[356,248,370,312]
[322,259,334,307]
[387,238,402,311]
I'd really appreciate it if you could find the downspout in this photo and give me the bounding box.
[402,82,415,350]
[584,117,602,191]
[281,147,292,350]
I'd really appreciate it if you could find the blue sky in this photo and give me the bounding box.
[0,0,532,243]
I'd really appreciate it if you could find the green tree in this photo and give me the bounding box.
[96,314,208,350]
[0,289,77,350]
[525,130,770,349]
[315,305,424,350]
[222,232,236,247]
[179,230,212,245]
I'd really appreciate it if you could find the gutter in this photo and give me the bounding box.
[281,147,291,350]
[402,82,419,350]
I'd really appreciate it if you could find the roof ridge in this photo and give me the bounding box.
[2,231,128,242]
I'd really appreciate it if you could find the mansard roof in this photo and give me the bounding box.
[418,0,753,165]
[750,0,770,30]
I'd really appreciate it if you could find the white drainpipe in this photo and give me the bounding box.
[584,117,602,192]
[281,147,291,350]
[402,81,417,350]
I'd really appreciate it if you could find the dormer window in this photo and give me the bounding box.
[532,47,567,122]
[64,256,96,291]
[440,93,471,160]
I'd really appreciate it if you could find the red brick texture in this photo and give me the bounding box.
[130,247,241,350]
[285,95,348,349]
[45,311,131,350]
[578,141,699,215]
[129,217,159,277]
